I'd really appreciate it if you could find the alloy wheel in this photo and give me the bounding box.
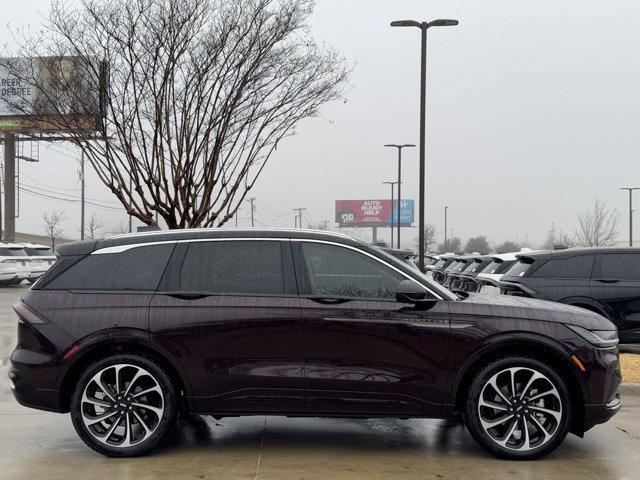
[477,367,563,451]
[80,364,165,447]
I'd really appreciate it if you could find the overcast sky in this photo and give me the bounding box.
[2,0,640,249]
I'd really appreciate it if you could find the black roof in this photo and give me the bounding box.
[57,228,363,256]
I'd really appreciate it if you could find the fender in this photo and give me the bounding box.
[446,330,587,406]
[558,296,610,319]
[55,327,194,397]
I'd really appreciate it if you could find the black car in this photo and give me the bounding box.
[430,256,456,283]
[458,256,494,292]
[499,247,640,342]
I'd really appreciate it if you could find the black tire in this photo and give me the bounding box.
[70,354,178,457]
[463,356,572,460]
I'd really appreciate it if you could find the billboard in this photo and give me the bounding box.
[0,56,106,132]
[335,199,414,227]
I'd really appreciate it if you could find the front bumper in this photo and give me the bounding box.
[584,396,622,431]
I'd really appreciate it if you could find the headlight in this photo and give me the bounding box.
[566,324,618,348]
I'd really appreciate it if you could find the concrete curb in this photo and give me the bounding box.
[619,382,640,397]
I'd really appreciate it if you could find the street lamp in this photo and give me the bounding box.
[444,206,448,249]
[385,144,415,249]
[390,18,458,271]
[621,187,640,246]
[383,181,400,248]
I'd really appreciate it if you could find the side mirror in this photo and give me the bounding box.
[396,279,433,304]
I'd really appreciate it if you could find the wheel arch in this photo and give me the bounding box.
[58,339,191,413]
[452,338,587,436]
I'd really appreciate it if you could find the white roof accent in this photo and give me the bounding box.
[105,227,353,241]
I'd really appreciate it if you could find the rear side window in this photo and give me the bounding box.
[178,240,286,295]
[44,244,174,291]
[503,260,531,277]
[0,247,27,256]
[597,253,640,281]
[530,254,594,279]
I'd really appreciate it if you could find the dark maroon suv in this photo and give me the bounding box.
[9,229,621,459]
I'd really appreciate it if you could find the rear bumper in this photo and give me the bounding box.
[8,368,63,413]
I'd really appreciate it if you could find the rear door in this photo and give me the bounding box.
[522,253,594,301]
[591,252,640,337]
[149,239,305,414]
[293,240,450,417]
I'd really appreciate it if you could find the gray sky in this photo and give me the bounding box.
[2,0,640,248]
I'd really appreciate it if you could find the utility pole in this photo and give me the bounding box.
[382,181,399,248]
[247,197,256,227]
[384,144,415,248]
[444,206,448,250]
[80,150,85,240]
[390,18,458,271]
[293,207,306,228]
[3,133,15,242]
[321,220,330,230]
[621,187,640,247]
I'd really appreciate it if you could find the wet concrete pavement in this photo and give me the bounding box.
[1,286,639,480]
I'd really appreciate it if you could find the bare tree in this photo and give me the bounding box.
[3,0,349,229]
[109,220,130,236]
[85,213,105,239]
[43,210,66,250]
[576,199,619,247]
[415,224,438,252]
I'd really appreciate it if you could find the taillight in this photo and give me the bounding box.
[13,302,49,324]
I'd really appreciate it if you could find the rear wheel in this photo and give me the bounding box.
[70,354,177,457]
[463,356,572,459]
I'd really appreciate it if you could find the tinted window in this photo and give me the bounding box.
[598,253,640,281]
[179,240,285,295]
[483,260,502,274]
[531,255,594,278]
[24,247,54,256]
[45,244,174,291]
[503,260,531,277]
[301,242,405,299]
[0,247,27,256]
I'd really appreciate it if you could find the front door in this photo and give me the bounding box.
[149,239,305,414]
[293,240,450,416]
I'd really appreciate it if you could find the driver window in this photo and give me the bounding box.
[301,242,405,300]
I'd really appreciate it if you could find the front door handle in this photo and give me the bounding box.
[167,292,211,300]
[595,279,620,284]
[308,297,351,305]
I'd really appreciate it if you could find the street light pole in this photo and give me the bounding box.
[383,181,399,248]
[390,18,458,271]
[621,187,640,246]
[444,205,448,250]
[385,144,415,249]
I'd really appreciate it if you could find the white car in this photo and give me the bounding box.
[0,243,31,286]
[21,244,56,283]
[476,248,533,294]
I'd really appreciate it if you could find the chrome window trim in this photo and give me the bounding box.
[91,236,443,300]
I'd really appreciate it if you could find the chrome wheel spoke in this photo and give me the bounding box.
[81,363,164,448]
[478,366,563,452]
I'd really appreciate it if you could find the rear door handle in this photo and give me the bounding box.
[595,279,620,284]
[167,292,211,300]
[308,297,351,305]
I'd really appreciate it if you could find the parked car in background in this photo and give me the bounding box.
[442,256,476,290]
[0,244,31,286]
[477,251,524,294]
[376,247,420,272]
[430,255,457,283]
[9,228,621,459]
[458,255,494,292]
[22,244,56,283]
[498,247,640,342]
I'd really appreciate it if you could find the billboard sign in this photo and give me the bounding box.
[335,199,414,227]
[0,56,105,132]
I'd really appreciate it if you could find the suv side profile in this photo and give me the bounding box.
[499,247,640,342]
[10,229,621,459]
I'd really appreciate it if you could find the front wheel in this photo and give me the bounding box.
[464,356,572,460]
[70,354,177,457]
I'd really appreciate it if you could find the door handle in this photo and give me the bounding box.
[167,292,211,300]
[308,297,351,305]
[595,279,620,284]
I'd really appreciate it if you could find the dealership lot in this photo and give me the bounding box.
[1,286,639,480]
